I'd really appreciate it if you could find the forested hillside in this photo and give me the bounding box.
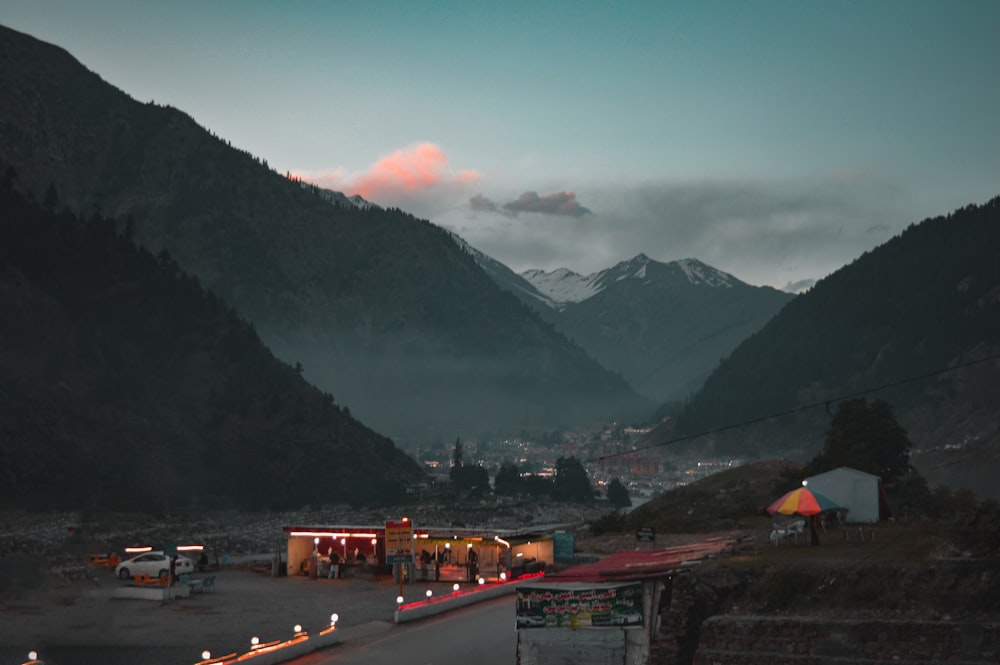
[0,168,425,511]
[666,198,1000,496]
[0,24,647,441]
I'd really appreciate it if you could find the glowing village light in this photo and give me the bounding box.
[294,624,302,633]
[453,583,460,593]
[330,613,339,626]
[396,595,404,604]
[251,636,259,647]
[202,651,211,660]
[425,589,433,598]
[28,652,38,661]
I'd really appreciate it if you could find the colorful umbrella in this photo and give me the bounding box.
[766,486,840,517]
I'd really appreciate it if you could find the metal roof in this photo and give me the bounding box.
[537,537,734,583]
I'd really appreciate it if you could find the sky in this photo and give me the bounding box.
[3,1,999,290]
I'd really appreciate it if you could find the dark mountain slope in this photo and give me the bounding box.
[544,257,793,402]
[468,247,794,403]
[668,198,1000,496]
[0,169,425,511]
[0,25,648,441]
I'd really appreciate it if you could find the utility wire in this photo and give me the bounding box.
[596,351,1000,463]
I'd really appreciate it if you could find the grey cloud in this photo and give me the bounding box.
[469,193,501,213]
[502,191,592,217]
[450,174,918,290]
[584,176,913,286]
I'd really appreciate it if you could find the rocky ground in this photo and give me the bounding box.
[0,500,610,586]
[4,489,999,664]
[1,501,608,665]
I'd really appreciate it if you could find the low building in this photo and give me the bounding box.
[515,539,734,665]
[803,466,892,523]
[281,523,559,582]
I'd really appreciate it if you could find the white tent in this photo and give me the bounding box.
[803,466,890,523]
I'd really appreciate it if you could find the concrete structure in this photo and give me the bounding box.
[112,584,191,600]
[804,466,892,523]
[394,577,522,623]
[515,539,735,665]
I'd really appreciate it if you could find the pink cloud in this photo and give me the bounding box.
[353,143,445,198]
[300,143,480,205]
[294,144,482,221]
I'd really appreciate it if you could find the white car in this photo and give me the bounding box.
[516,613,546,628]
[115,552,194,580]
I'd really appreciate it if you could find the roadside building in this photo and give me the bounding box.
[281,524,559,582]
[803,466,892,523]
[515,539,734,665]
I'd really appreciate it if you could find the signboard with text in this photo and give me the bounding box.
[515,582,644,629]
[635,527,655,543]
[553,531,575,563]
[385,520,414,565]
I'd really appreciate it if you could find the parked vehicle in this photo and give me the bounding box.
[516,613,546,628]
[115,552,194,580]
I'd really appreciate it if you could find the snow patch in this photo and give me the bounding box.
[521,268,602,304]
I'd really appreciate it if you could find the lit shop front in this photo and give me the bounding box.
[282,525,556,581]
[283,527,386,578]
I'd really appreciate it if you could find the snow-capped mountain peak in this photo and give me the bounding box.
[519,267,602,305]
[521,255,740,306]
[674,258,738,288]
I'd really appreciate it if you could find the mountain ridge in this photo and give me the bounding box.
[461,242,794,403]
[0,170,425,510]
[666,197,1000,498]
[520,255,742,309]
[0,23,649,443]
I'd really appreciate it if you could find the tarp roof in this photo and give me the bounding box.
[539,537,733,583]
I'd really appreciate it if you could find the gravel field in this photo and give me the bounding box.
[0,564,427,665]
[0,504,607,665]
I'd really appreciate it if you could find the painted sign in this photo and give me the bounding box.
[635,527,655,543]
[515,582,644,629]
[385,520,414,565]
[553,531,575,563]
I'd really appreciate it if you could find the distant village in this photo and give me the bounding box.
[413,423,743,504]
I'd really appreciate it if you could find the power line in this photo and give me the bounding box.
[596,351,1000,463]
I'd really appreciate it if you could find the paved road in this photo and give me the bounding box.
[296,595,517,665]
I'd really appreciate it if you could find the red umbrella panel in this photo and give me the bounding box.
[766,487,840,517]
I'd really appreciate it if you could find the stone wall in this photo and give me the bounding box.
[652,566,750,665]
[692,616,1000,664]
